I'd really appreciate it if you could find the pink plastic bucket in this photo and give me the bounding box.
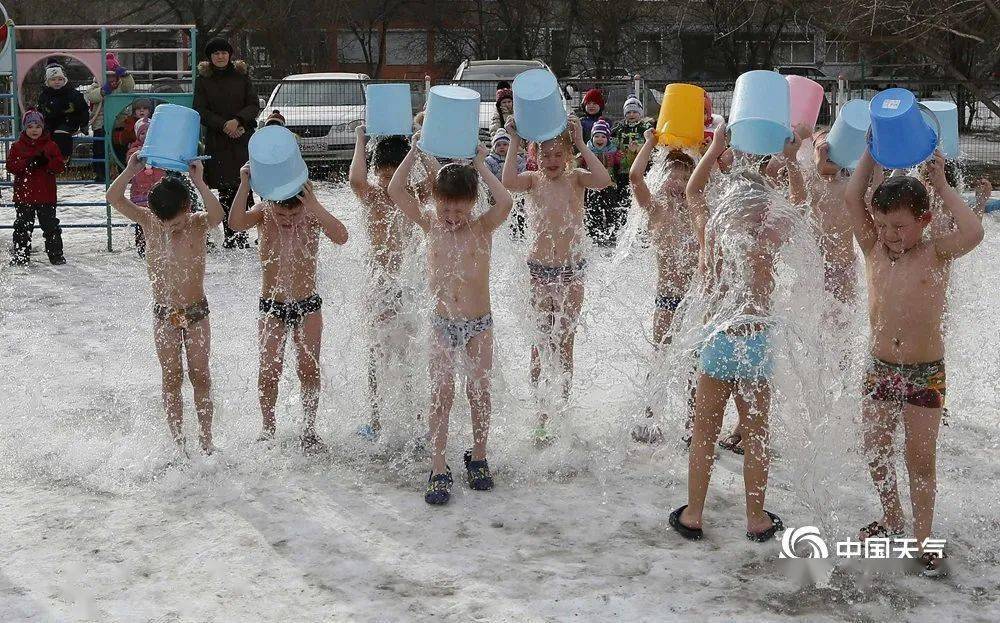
[786,75,825,132]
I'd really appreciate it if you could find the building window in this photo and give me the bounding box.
[776,39,815,65]
[638,33,662,65]
[338,31,380,64]
[826,41,860,63]
[386,30,428,66]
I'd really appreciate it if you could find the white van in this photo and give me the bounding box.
[256,72,369,163]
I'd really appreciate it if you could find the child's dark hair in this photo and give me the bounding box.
[665,149,695,170]
[274,194,302,208]
[872,176,930,217]
[433,163,478,202]
[371,135,410,171]
[148,174,191,221]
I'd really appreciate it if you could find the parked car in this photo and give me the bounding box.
[452,59,555,140]
[774,65,830,79]
[256,72,369,163]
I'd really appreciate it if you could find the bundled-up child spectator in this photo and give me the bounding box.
[579,89,606,143]
[486,128,528,238]
[113,98,153,156]
[490,87,514,135]
[611,94,655,176]
[84,53,134,182]
[8,110,66,266]
[582,119,625,246]
[37,64,89,160]
[126,117,166,257]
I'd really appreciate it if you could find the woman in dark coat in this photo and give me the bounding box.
[193,37,259,248]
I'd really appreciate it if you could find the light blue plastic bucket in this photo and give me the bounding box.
[418,85,480,159]
[249,126,308,201]
[921,100,959,159]
[868,88,939,169]
[365,83,413,136]
[727,70,792,155]
[826,99,871,169]
[512,68,567,142]
[139,104,201,173]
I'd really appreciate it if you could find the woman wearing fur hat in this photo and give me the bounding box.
[84,53,135,182]
[36,63,89,160]
[192,37,260,248]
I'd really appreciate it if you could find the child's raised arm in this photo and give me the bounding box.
[348,125,373,200]
[686,121,727,247]
[501,118,535,192]
[387,142,431,231]
[188,160,225,228]
[845,149,879,255]
[106,151,152,227]
[780,131,806,206]
[629,128,657,211]
[473,144,514,232]
[927,151,984,260]
[570,115,613,190]
[228,164,264,231]
[301,181,349,245]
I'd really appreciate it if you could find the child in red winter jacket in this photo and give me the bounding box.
[127,117,166,256]
[8,110,66,266]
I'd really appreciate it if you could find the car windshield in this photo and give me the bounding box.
[272,81,365,106]
[459,63,541,81]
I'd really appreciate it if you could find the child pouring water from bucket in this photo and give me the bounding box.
[845,148,983,576]
[349,123,434,441]
[229,126,349,452]
[387,134,514,505]
[107,154,226,455]
[502,101,613,441]
[628,129,698,443]
[670,121,804,543]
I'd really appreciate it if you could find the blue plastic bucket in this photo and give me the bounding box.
[512,69,567,142]
[418,85,480,159]
[249,126,309,201]
[826,99,871,169]
[365,83,413,136]
[139,104,201,173]
[921,100,959,159]
[868,88,939,169]
[728,70,792,156]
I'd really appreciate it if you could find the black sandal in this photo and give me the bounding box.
[669,505,704,540]
[858,520,903,541]
[747,511,784,542]
[718,432,744,456]
[463,450,494,491]
[425,466,453,505]
[919,551,948,578]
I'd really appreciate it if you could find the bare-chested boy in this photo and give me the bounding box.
[628,129,698,443]
[229,170,348,452]
[806,131,858,304]
[107,154,225,455]
[846,149,983,576]
[388,140,513,506]
[348,125,430,440]
[502,115,613,442]
[670,123,803,543]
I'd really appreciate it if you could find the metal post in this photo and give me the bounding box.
[189,27,197,91]
[10,20,18,137]
[101,27,112,252]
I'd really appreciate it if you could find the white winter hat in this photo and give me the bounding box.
[45,64,67,83]
[623,95,643,115]
[491,128,511,147]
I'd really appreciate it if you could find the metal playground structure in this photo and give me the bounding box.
[0,7,197,250]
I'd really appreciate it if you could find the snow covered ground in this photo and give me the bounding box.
[1,181,999,622]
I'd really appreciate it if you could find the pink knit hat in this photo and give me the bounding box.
[591,119,611,138]
[22,109,45,128]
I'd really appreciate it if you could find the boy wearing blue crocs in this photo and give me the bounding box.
[388,137,513,505]
[670,122,804,542]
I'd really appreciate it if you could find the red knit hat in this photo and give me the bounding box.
[583,89,605,109]
[496,88,513,103]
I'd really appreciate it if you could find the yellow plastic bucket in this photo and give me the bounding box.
[655,83,706,148]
